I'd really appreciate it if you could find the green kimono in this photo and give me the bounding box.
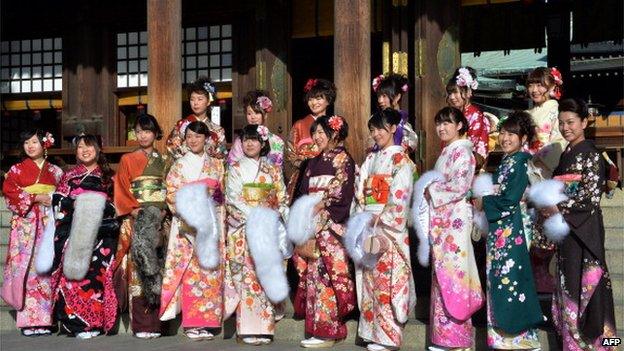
[483,151,542,335]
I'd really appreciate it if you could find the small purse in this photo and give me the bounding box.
[362,216,390,255]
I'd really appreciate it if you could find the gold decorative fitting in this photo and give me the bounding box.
[382,42,390,74]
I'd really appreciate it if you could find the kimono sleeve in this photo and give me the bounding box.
[286,123,302,168]
[224,163,250,222]
[226,137,244,166]
[402,121,419,154]
[208,125,228,159]
[273,166,290,222]
[353,154,372,213]
[428,147,475,208]
[324,153,356,224]
[114,154,139,216]
[559,152,605,228]
[468,111,491,159]
[483,158,528,222]
[378,160,413,234]
[2,164,36,216]
[165,160,184,214]
[166,120,186,159]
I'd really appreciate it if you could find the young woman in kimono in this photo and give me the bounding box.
[113,114,169,339]
[286,78,336,203]
[291,115,357,348]
[445,67,490,169]
[224,124,291,346]
[50,135,119,339]
[474,111,543,350]
[160,121,226,341]
[372,73,418,154]
[166,76,227,160]
[526,67,567,294]
[227,90,285,167]
[1,130,62,336]
[415,107,483,351]
[541,98,616,350]
[352,109,416,351]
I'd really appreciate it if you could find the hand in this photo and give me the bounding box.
[473,197,483,211]
[313,201,325,215]
[35,194,52,206]
[540,205,559,218]
[492,185,501,195]
[131,208,141,218]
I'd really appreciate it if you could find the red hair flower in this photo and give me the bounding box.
[328,115,344,131]
[42,132,55,149]
[550,67,563,86]
[303,78,318,93]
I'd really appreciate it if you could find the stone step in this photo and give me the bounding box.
[606,227,623,246]
[600,190,624,207]
[603,207,624,230]
[607,249,624,275]
[612,274,624,306]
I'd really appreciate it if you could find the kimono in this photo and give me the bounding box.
[1,158,62,328]
[292,145,357,340]
[426,139,483,349]
[286,114,320,203]
[223,156,289,336]
[371,110,418,155]
[464,103,490,162]
[353,145,416,348]
[526,99,567,181]
[166,114,228,160]
[113,150,168,333]
[551,140,617,350]
[482,151,542,349]
[160,151,226,328]
[227,130,285,167]
[51,165,120,334]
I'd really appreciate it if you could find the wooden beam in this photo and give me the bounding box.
[147,0,182,152]
[334,0,371,164]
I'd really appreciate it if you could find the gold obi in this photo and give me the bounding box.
[131,175,166,206]
[23,183,56,195]
[242,183,277,208]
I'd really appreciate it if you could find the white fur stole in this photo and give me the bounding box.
[344,211,378,268]
[35,206,56,275]
[411,170,444,267]
[286,194,322,245]
[528,179,571,243]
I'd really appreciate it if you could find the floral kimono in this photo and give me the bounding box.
[113,150,168,333]
[426,139,483,349]
[223,156,289,336]
[227,130,285,167]
[160,152,226,328]
[286,114,320,203]
[51,165,120,334]
[1,158,62,328]
[166,114,228,160]
[292,145,357,340]
[353,146,416,348]
[464,103,490,162]
[551,140,616,350]
[526,99,567,181]
[482,151,543,349]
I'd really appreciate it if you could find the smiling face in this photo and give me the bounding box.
[558,111,587,147]
[377,93,401,110]
[23,135,44,160]
[370,124,397,150]
[498,129,526,155]
[447,87,469,110]
[312,124,333,152]
[242,137,263,159]
[135,126,156,149]
[185,129,207,154]
[436,120,462,144]
[189,91,211,117]
[76,139,98,166]
[245,106,264,125]
[527,83,550,105]
[307,96,330,117]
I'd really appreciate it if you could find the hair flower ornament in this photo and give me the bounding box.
[42,132,55,149]
[549,67,563,100]
[257,125,270,141]
[328,115,344,131]
[372,74,385,92]
[456,67,478,90]
[256,96,273,113]
[303,78,318,93]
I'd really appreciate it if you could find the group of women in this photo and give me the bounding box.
[1,68,617,351]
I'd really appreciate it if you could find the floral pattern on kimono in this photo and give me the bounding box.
[526,99,567,180]
[353,146,416,347]
[551,140,616,350]
[1,159,62,328]
[166,114,228,160]
[160,152,226,328]
[426,139,483,348]
[292,145,357,340]
[482,152,542,348]
[50,165,119,334]
[465,103,490,160]
[286,114,320,203]
[223,156,289,336]
[227,130,285,167]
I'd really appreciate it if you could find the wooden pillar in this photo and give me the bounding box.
[334,0,371,164]
[62,5,117,147]
[413,0,460,170]
[147,0,182,151]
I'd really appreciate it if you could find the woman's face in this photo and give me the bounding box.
[242,137,263,159]
[447,88,468,110]
[135,126,156,149]
[498,129,525,155]
[527,83,550,105]
[185,129,207,154]
[370,124,397,150]
[436,120,462,144]
[189,91,211,116]
[307,96,330,117]
[76,140,98,166]
[558,111,587,146]
[23,135,44,160]
[312,124,332,152]
[245,106,264,125]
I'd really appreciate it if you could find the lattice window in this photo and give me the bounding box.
[0,37,63,94]
[182,24,232,83]
[116,31,148,88]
